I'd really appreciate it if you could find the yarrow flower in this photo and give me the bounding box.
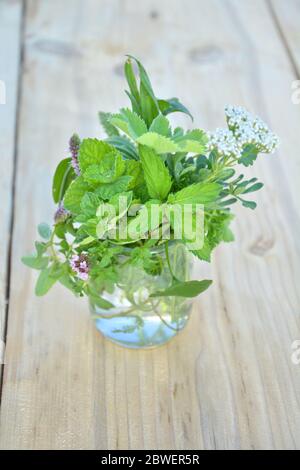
[70,254,90,281]
[225,105,279,154]
[207,128,242,159]
[54,203,70,224]
[69,133,81,176]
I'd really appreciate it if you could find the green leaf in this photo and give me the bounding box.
[90,295,114,310]
[192,240,212,262]
[64,176,90,214]
[110,109,147,139]
[52,158,75,204]
[83,151,125,184]
[125,160,143,189]
[149,115,171,136]
[168,182,220,205]
[22,255,49,270]
[150,279,212,298]
[38,223,52,240]
[78,139,115,172]
[124,58,141,114]
[158,97,193,120]
[80,192,101,217]
[95,176,132,200]
[106,135,139,160]
[139,145,172,200]
[173,129,208,153]
[127,55,159,126]
[137,132,178,153]
[242,182,264,194]
[239,144,259,167]
[98,111,120,137]
[240,199,257,210]
[35,266,62,296]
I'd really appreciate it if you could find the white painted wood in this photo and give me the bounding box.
[0,0,23,368]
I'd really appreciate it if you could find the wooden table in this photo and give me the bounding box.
[0,0,299,450]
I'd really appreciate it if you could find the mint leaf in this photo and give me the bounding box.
[64,176,90,214]
[35,265,63,296]
[137,132,178,153]
[78,139,114,172]
[38,223,52,240]
[150,279,212,298]
[22,255,49,270]
[139,145,172,200]
[83,151,125,185]
[95,176,132,200]
[125,160,143,189]
[168,182,220,205]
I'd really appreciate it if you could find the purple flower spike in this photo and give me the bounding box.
[70,253,90,281]
[54,203,70,224]
[69,133,81,176]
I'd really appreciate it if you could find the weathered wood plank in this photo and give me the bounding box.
[0,0,23,376]
[269,0,300,74]
[0,0,300,449]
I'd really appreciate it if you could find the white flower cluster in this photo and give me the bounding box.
[225,105,279,154]
[208,105,279,160]
[207,128,242,159]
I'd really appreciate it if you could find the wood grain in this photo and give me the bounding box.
[0,0,300,449]
[0,0,23,373]
[270,0,300,74]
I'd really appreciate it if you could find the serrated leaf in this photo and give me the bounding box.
[80,192,101,217]
[168,182,220,205]
[63,176,90,214]
[174,129,208,153]
[98,111,120,137]
[78,139,114,172]
[149,115,171,136]
[110,109,147,140]
[38,223,52,240]
[137,132,178,153]
[125,160,143,189]
[83,151,125,185]
[121,108,147,138]
[139,145,172,200]
[150,279,212,298]
[95,176,132,200]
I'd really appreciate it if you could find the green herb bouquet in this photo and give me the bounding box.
[23,56,278,348]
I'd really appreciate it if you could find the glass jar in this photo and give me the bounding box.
[89,243,193,349]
